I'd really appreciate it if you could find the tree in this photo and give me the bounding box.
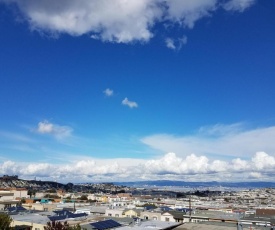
[44,221,84,230]
[44,221,70,230]
[0,213,14,230]
[88,199,96,203]
[79,195,88,201]
[44,194,60,199]
[68,224,82,230]
[46,189,57,193]
[27,189,36,198]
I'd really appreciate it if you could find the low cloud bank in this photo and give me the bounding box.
[0,151,274,182]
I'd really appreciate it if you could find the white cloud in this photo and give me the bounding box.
[122,97,138,108]
[0,131,34,143]
[165,35,187,50]
[223,0,256,12]
[198,123,243,136]
[37,120,73,139]
[165,38,176,50]
[249,172,262,179]
[165,0,218,28]
[141,124,275,158]
[252,152,275,170]
[103,88,114,97]
[2,0,161,43]
[1,0,255,43]
[2,151,275,182]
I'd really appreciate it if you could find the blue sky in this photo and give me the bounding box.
[1,0,275,182]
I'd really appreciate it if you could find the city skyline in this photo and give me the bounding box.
[1,0,275,182]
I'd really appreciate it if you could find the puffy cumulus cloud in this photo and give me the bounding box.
[103,88,114,97]
[252,152,275,170]
[122,97,138,108]
[2,151,275,182]
[1,0,255,43]
[2,0,161,43]
[249,172,262,179]
[141,124,275,158]
[24,163,54,177]
[165,0,218,28]
[208,160,228,172]
[222,0,256,12]
[37,120,73,139]
[0,161,19,175]
[144,152,183,174]
[231,158,249,171]
[165,35,187,51]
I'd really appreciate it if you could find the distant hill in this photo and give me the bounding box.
[0,176,124,193]
[0,176,66,189]
[113,180,275,189]
[2,175,274,191]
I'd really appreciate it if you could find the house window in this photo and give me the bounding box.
[153,216,157,220]
[165,217,169,222]
[144,216,149,220]
[108,214,112,216]
[115,214,119,217]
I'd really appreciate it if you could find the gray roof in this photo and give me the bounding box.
[174,222,239,230]
[90,206,107,214]
[116,220,181,230]
[175,221,274,230]
[11,214,50,225]
[183,210,240,221]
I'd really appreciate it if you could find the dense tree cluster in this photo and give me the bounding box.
[44,221,83,230]
[0,213,14,230]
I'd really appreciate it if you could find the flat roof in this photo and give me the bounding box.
[12,214,50,225]
[0,200,20,204]
[175,223,237,230]
[116,220,181,230]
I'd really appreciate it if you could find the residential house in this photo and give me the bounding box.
[105,208,125,218]
[161,211,181,223]
[141,210,162,221]
[10,213,49,230]
[123,208,142,218]
[0,200,20,210]
[0,191,14,201]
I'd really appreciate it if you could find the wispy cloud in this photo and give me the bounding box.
[122,97,138,108]
[0,0,256,43]
[141,124,275,158]
[165,36,187,51]
[103,88,114,97]
[0,131,34,143]
[36,120,73,139]
[165,38,176,50]
[222,0,256,12]
[1,122,274,182]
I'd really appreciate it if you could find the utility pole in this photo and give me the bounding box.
[237,222,243,230]
[189,197,192,222]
